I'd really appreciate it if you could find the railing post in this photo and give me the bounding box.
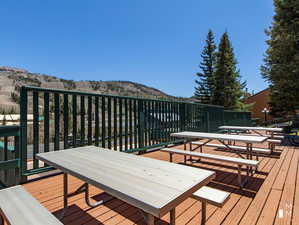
[20,86,28,183]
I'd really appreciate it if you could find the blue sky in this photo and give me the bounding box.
[0,0,274,97]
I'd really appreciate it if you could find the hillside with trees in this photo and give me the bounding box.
[0,66,186,113]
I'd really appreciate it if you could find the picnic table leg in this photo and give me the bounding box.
[144,213,155,225]
[0,213,4,225]
[63,173,68,209]
[246,143,255,175]
[201,201,207,225]
[170,208,176,225]
[189,142,193,161]
[184,140,187,163]
[169,153,173,162]
[237,165,242,188]
[246,143,250,176]
[58,173,69,219]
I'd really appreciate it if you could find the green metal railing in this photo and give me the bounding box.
[0,125,20,187]
[223,110,252,127]
[19,86,251,179]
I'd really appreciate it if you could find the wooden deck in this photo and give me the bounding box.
[22,142,299,225]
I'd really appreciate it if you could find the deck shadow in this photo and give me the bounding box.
[179,162,266,194]
[53,204,108,225]
[52,192,118,225]
[53,191,169,225]
[89,195,170,225]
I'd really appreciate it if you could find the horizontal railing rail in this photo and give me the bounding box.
[0,125,20,187]
[19,86,251,179]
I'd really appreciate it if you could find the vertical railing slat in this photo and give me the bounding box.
[107,97,112,149]
[14,135,20,185]
[134,100,138,149]
[144,101,148,146]
[54,93,60,151]
[88,96,92,145]
[129,99,133,149]
[63,94,69,149]
[80,96,85,146]
[44,92,50,153]
[72,95,77,148]
[151,101,155,144]
[119,98,123,151]
[3,137,8,183]
[95,96,99,147]
[124,99,128,151]
[101,96,106,148]
[138,100,144,149]
[33,91,39,169]
[113,98,117,150]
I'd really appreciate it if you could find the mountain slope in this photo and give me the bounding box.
[0,66,181,112]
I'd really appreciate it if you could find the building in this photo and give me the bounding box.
[244,88,273,124]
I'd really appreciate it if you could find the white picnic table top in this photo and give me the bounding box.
[219,126,283,132]
[36,146,215,218]
[171,131,267,143]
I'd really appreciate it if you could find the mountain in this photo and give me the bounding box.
[0,66,186,113]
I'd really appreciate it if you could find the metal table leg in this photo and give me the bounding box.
[139,210,155,225]
[59,173,113,219]
[0,214,4,225]
[201,201,207,225]
[170,208,176,225]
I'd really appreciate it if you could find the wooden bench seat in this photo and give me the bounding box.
[192,186,230,225]
[192,186,230,207]
[192,141,271,156]
[265,135,284,139]
[0,185,63,225]
[236,133,284,139]
[268,139,281,144]
[161,148,259,188]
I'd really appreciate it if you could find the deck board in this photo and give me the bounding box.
[20,141,298,225]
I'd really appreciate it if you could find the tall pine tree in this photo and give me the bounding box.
[194,30,216,104]
[261,0,299,117]
[213,32,243,109]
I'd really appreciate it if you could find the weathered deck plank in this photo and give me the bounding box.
[19,142,298,225]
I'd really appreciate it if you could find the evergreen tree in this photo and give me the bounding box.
[261,0,299,117]
[213,32,243,109]
[194,30,216,104]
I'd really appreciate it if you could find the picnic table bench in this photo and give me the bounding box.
[192,186,230,225]
[161,148,259,188]
[192,141,271,160]
[0,185,63,225]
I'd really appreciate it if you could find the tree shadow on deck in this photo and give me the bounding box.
[179,161,266,197]
[52,192,169,225]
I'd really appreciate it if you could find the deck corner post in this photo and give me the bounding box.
[20,86,28,183]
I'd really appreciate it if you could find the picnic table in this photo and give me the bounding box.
[170,131,267,160]
[219,126,283,138]
[36,146,215,225]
